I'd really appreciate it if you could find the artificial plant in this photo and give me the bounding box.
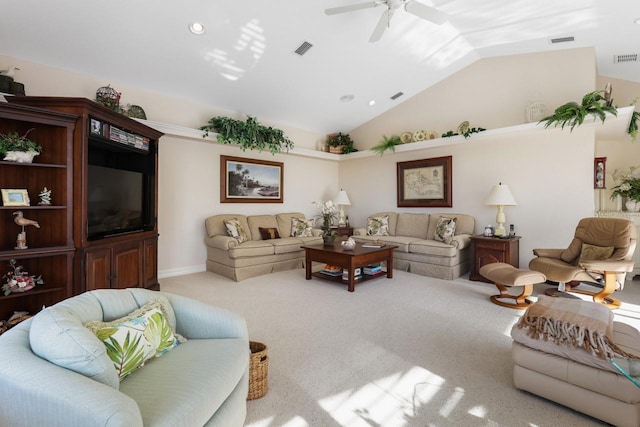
[0,128,41,155]
[201,116,294,155]
[326,132,357,154]
[370,134,402,155]
[539,90,617,132]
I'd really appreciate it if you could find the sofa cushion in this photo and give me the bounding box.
[205,214,250,239]
[578,243,614,264]
[259,227,280,240]
[224,218,249,243]
[29,305,120,390]
[395,213,429,239]
[409,239,460,257]
[276,212,306,237]
[271,237,306,254]
[247,215,279,241]
[228,240,275,258]
[367,215,390,236]
[434,216,457,244]
[85,298,185,381]
[291,217,313,237]
[427,214,474,238]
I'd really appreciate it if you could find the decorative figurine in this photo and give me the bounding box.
[38,187,52,205]
[13,210,40,249]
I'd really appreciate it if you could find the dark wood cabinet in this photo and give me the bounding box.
[330,226,354,237]
[469,235,520,282]
[9,97,163,293]
[0,102,77,320]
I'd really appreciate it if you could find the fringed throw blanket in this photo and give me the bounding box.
[515,295,636,360]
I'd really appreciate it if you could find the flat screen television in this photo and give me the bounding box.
[87,138,155,240]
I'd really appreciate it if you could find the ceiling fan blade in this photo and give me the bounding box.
[325,2,378,15]
[404,1,446,24]
[369,9,393,43]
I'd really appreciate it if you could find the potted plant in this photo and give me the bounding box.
[313,200,339,244]
[200,115,294,155]
[326,132,356,154]
[539,89,617,132]
[371,134,402,155]
[2,259,43,296]
[610,166,640,211]
[0,128,42,163]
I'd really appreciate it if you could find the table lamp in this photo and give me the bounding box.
[334,189,351,226]
[484,183,517,237]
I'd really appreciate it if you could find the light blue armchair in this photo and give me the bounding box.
[0,288,249,427]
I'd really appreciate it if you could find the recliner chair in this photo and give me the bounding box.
[529,217,636,308]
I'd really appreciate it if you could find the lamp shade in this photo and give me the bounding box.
[484,183,517,206]
[334,189,351,206]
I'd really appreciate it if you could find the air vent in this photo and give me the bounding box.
[550,36,575,44]
[294,41,313,56]
[390,91,404,100]
[614,53,638,63]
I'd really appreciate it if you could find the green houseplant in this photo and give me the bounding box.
[200,116,294,155]
[539,90,617,132]
[326,132,356,154]
[0,128,42,163]
[370,134,402,155]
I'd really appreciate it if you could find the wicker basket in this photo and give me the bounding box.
[247,341,268,400]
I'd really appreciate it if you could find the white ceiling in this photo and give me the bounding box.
[1,0,639,134]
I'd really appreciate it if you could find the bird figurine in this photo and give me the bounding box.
[0,66,19,78]
[13,211,40,229]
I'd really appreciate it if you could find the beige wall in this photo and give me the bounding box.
[1,48,636,274]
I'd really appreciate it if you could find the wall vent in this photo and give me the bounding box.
[550,36,575,44]
[390,91,404,100]
[294,41,313,56]
[614,53,638,63]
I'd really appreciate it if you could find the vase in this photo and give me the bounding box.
[322,235,336,246]
[626,200,640,212]
[3,150,39,163]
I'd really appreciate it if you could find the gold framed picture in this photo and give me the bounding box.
[397,156,452,207]
[220,155,283,203]
[1,189,31,206]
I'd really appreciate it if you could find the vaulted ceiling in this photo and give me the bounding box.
[1,0,639,134]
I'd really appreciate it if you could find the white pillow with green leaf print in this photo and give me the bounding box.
[85,297,186,381]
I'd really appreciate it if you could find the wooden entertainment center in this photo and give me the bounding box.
[1,97,162,320]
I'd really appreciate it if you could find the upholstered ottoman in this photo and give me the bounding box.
[479,263,546,309]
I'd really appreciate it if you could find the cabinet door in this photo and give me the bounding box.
[85,248,112,291]
[112,241,143,289]
[143,238,158,290]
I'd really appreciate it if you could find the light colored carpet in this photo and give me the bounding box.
[160,269,640,427]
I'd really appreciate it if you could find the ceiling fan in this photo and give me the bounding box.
[325,0,446,42]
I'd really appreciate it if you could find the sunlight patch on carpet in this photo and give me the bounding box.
[317,366,446,426]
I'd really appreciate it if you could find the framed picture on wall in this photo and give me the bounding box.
[220,155,284,203]
[397,156,452,207]
[594,157,606,189]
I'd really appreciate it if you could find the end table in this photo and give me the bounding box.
[469,235,520,282]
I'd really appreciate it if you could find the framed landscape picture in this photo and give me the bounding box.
[397,156,452,207]
[220,155,283,203]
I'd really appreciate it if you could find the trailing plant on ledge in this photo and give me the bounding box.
[371,134,402,155]
[539,89,617,132]
[200,116,294,155]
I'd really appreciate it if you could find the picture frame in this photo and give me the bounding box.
[1,189,31,207]
[220,155,283,203]
[594,157,606,189]
[397,156,452,207]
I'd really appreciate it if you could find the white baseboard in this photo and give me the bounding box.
[158,264,206,279]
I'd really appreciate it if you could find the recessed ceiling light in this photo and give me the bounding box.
[189,22,206,35]
[635,18,640,25]
[368,100,376,106]
[339,94,354,102]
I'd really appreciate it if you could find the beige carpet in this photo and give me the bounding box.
[160,269,640,427]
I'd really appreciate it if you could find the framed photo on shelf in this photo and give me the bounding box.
[220,155,283,203]
[594,157,606,189]
[1,189,30,206]
[397,156,452,207]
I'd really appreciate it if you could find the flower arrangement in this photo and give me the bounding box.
[313,200,339,235]
[2,259,43,296]
[610,166,640,202]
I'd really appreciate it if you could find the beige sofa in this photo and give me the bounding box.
[351,212,475,279]
[511,295,640,427]
[205,212,322,281]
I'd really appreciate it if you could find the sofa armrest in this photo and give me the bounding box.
[579,259,635,273]
[205,235,240,250]
[0,322,143,427]
[162,293,249,341]
[450,234,471,249]
[353,228,367,236]
[532,248,564,258]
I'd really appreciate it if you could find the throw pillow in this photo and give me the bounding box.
[259,227,281,240]
[367,215,390,236]
[578,243,614,264]
[434,216,457,244]
[224,218,248,243]
[85,297,186,381]
[291,217,313,237]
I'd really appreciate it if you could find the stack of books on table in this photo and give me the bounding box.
[362,241,385,248]
[342,267,362,281]
[321,264,343,277]
[363,264,384,276]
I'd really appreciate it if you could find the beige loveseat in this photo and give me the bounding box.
[205,212,322,281]
[351,212,475,280]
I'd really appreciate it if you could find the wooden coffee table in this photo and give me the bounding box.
[302,243,397,292]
